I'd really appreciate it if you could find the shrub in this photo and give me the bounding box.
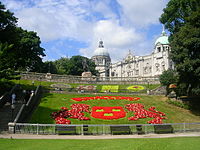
[167,98,190,109]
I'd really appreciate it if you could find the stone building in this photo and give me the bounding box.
[91,40,111,77]
[91,29,173,78]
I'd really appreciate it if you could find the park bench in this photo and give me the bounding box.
[110,126,132,135]
[154,125,174,134]
[55,126,77,135]
[136,125,145,135]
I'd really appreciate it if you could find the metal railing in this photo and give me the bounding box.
[8,122,200,135]
[13,86,42,123]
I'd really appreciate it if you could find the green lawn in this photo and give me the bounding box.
[0,137,200,150]
[29,93,200,124]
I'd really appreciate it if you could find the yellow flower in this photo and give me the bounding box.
[127,85,145,91]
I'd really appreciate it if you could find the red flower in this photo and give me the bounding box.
[71,96,140,101]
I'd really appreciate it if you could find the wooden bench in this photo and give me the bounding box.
[154,125,174,134]
[136,125,145,135]
[110,126,131,135]
[56,126,77,135]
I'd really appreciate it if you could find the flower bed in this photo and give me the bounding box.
[91,106,126,120]
[50,84,71,88]
[51,96,167,124]
[126,104,166,124]
[127,85,145,92]
[100,85,119,93]
[51,104,90,124]
[71,96,140,101]
[76,85,96,92]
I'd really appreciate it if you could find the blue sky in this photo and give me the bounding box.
[2,0,169,62]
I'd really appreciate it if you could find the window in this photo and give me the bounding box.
[111,72,115,76]
[157,47,161,52]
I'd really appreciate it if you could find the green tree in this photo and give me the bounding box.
[0,2,45,75]
[40,61,57,74]
[67,55,97,76]
[42,56,97,76]
[0,42,14,79]
[13,28,45,71]
[160,0,200,96]
[0,1,17,41]
[159,69,177,95]
[54,57,70,74]
[159,69,177,86]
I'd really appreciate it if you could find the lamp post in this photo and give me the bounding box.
[22,90,26,104]
[147,81,150,95]
[11,93,16,121]
[39,76,42,85]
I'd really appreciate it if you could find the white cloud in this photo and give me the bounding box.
[1,0,28,11]
[94,20,141,47]
[80,20,144,62]
[117,0,167,27]
[13,0,93,42]
[92,1,117,20]
[1,0,169,62]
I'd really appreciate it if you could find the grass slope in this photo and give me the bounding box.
[0,137,200,150]
[30,93,200,124]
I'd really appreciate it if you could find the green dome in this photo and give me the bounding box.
[155,31,169,45]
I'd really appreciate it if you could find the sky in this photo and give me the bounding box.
[2,0,169,62]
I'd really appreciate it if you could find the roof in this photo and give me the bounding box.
[93,40,110,57]
[155,29,169,45]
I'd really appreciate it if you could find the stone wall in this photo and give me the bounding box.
[20,72,160,84]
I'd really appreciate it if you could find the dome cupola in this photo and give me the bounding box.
[94,40,110,57]
[155,28,169,46]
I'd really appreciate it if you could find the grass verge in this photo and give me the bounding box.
[0,137,200,150]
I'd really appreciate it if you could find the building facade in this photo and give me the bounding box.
[91,40,111,77]
[91,30,173,78]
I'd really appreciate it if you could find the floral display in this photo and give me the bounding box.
[71,96,140,101]
[76,85,97,92]
[91,106,126,120]
[125,103,166,124]
[50,84,71,88]
[100,85,119,93]
[51,104,90,124]
[51,96,167,124]
[127,85,145,92]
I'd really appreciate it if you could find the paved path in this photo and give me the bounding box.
[0,132,200,139]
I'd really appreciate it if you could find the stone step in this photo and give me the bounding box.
[0,103,23,132]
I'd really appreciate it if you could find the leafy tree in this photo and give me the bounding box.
[0,2,45,76]
[0,42,14,79]
[159,69,177,86]
[160,0,200,96]
[13,28,45,71]
[67,55,98,76]
[54,57,70,74]
[40,61,57,74]
[0,2,17,40]
[40,56,97,76]
[159,69,177,95]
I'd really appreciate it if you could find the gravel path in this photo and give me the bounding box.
[0,132,200,139]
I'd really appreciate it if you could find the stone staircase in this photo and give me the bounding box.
[0,92,24,133]
[150,86,167,95]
